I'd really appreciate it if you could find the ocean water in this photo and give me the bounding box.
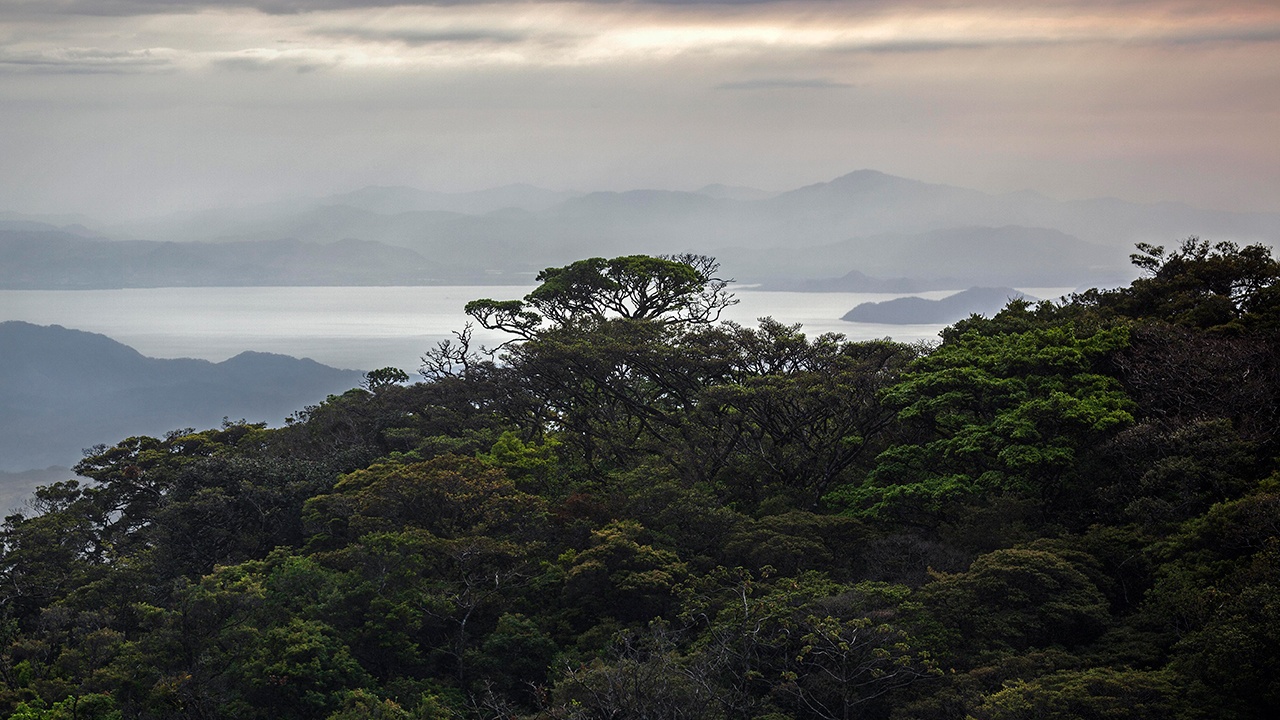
[0,285,1072,373]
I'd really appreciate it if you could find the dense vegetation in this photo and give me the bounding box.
[2,239,1277,720]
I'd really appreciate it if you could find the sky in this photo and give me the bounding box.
[2,0,1278,221]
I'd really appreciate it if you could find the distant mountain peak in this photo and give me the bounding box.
[775,169,963,204]
[830,168,899,184]
[823,169,977,195]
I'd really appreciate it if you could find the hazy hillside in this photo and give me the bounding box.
[107,184,582,241]
[842,286,1035,324]
[5,170,1277,289]
[693,183,776,201]
[720,225,1131,288]
[0,230,492,288]
[751,171,1280,245]
[756,269,927,293]
[0,322,364,471]
[324,183,581,215]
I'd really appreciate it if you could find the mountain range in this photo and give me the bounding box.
[0,322,363,472]
[3,170,1278,290]
[0,231,465,288]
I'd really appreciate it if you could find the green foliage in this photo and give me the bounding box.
[676,570,937,719]
[832,324,1133,520]
[478,431,564,495]
[919,548,1111,665]
[699,320,917,507]
[1138,492,1280,718]
[1,249,1277,720]
[467,613,557,701]
[560,520,689,625]
[467,254,735,338]
[324,689,456,719]
[543,623,721,720]
[363,367,411,392]
[304,455,546,543]
[1123,237,1280,330]
[970,667,1183,720]
[8,693,122,720]
[1098,418,1266,526]
[234,617,371,719]
[721,510,866,577]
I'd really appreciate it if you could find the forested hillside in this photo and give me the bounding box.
[1,241,1277,720]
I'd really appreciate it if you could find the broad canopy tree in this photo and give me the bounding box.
[464,254,736,339]
[461,255,916,504]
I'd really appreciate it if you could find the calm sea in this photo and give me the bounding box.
[0,285,1071,373]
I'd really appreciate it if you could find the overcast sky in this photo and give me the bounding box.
[2,0,1278,221]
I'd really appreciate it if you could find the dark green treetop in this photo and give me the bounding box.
[465,254,736,339]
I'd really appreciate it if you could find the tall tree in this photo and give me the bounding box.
[465,254,736,339]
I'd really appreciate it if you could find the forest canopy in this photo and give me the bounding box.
[1,239,1277,720]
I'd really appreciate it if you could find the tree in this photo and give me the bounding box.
[699,320,917,507]
[233,617,371,720]
[970,667,1182,720]
[451,256,737,475]
[465,254,736,339]
[466,613,557,709]
[679,570,936,720]
[543,623,720,720]
[560,520,689,626]
[325,688,454,720]
[303,455,546,543]
[362,368,410,393]
[1108,238,1280,330]
[1140,492,1280,718]
[831,324,1133,522]
[918,548,1111,666]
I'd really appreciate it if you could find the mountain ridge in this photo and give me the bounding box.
[842,286,1036,324]
[0,322,365,471]
[3,169,1276,290]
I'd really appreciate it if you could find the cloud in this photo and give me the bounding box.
[815,15,1280,55]
[209,48,341,72]
[11,0,1280,17]
[715,77,852,90]
[3,0,1279,221]
[5,0,210,18]
[829,38,1013,54]
[0,47,176,74]
[8,0,829,16]
[1159,26,1280,46]
[315,26,534,46]
[209,54,283,71]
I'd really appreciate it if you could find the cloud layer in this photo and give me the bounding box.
[1,0,1278,219]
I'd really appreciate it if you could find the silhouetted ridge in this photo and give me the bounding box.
[843,286,1035,324]
[0,322,362,471]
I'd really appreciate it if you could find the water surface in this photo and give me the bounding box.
[0,285,1070,373]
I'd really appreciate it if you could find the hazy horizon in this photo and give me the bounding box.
[3,0,1279,222]
[10,168,1280,229]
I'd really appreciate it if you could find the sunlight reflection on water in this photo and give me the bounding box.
[0,284,1072,372]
